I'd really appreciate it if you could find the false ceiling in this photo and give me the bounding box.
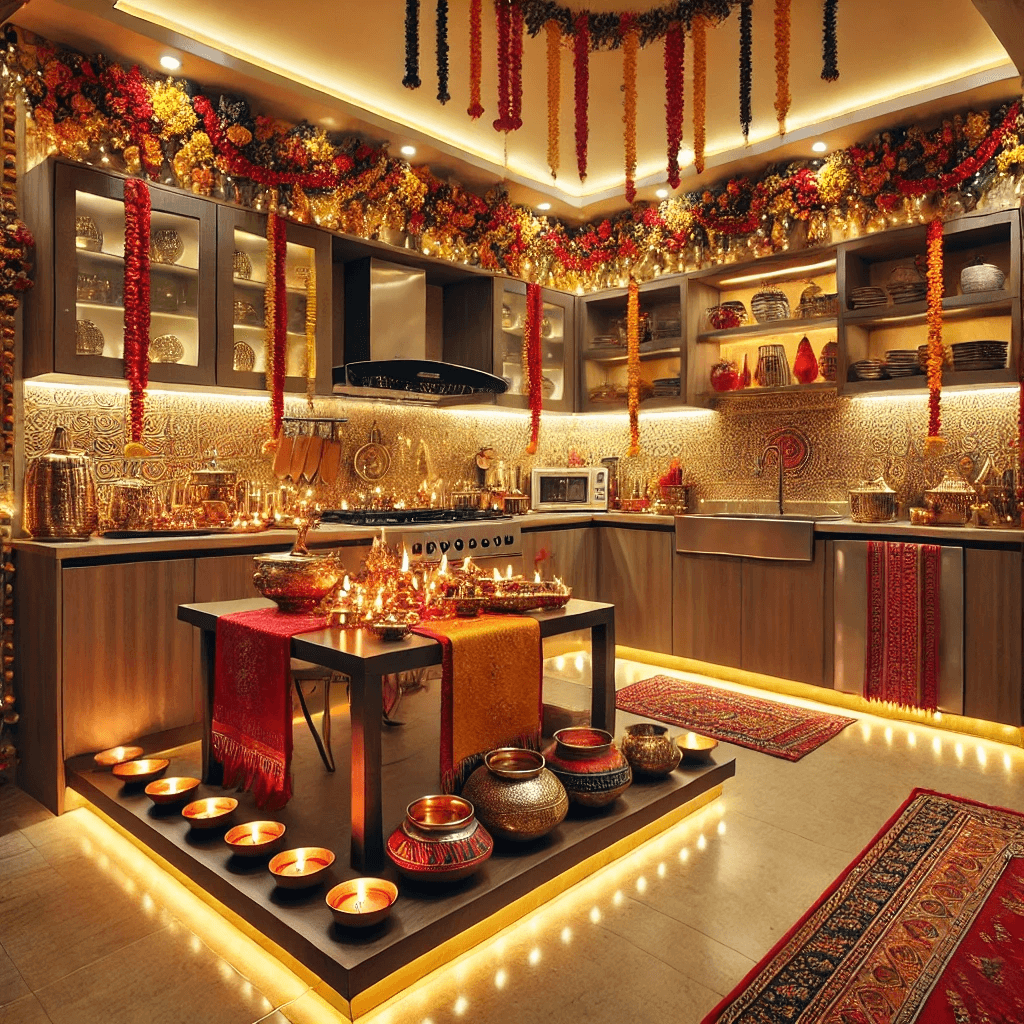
[13,0,1021,220]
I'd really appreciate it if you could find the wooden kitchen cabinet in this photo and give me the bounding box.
[598,526,674,653]
[672,552,742,668]
[521,526,597,601]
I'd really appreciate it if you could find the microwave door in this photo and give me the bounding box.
[565,476,589,503]
[538,475,590,505]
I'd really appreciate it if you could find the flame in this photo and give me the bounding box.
[354,877,367,912]
[374,592,383,612]
[250,823,260,844]
[340,500,349,510]
[401,546,409,573]
[439,552,448,574]
[342,575,350,592]
[534,570,541,583]
[462,556,471,571]
[295,850,306,874]
[493,567,501,581]
[412,575,419,590]
[506,564,512,579]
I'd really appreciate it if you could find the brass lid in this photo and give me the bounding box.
[925,471,975,495]
[849,476,895,496]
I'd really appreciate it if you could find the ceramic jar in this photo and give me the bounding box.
[542,728,632,808]
[461,748,569,842]
[386,795,493,883]
[23,426,99,539]
[620,724,682,778]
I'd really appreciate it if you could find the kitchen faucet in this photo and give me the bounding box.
[755,428,811,516]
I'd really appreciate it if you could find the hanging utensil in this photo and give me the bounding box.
[272,433,294,480]
[352,421,391,482]
[290,424,312,481]
[302,427,324,483]
[319,424,343,487]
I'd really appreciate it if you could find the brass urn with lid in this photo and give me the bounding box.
[24,426,99,539]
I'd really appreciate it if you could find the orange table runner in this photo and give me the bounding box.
[413,614,543,793]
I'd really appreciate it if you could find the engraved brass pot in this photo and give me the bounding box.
[923,472,975,526]
[386,795,494,883]
[620,724,682,778]
[252,550,342,613]
[24,425,99,539]
[461,748,568,842]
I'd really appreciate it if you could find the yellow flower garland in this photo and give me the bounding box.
[692,15,707,175]
[546,19,560,180]
[304,251,317,407]
[622,23,638,203]
[626,276,641,455]
[774,0,791,135]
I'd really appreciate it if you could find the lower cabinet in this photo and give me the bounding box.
[522,526,598,601]
[599,526,674,653]
[672,552,743,668]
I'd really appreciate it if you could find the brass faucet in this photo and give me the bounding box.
[755,428,811,516]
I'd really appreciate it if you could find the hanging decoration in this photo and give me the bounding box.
[664,20,684,189]
[403,0,422,89]
[546,19,560,179]
[1018,350,1024,526]
[523,283,543,454]
[122,177,151,450]
[924,217,944,449]
[304,252,317,407]
[264,199,288,441]
[622,15,638,204]
[739,0,752,142]
[263,206,278,396]
[774,0,791,135]
[510,1,524,132]
[692,14,707,174]
[573,12,590,181]
[467,0,484,118]
[626,277,641,455]
[822,0,839,81]
[436,0,450,104]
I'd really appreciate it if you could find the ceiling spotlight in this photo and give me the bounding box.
[655,188,669,199]
[400,145,416,157]
[537,202,551,211]
[812,141,827,153]
[159,54,181,72]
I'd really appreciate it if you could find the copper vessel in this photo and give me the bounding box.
[186,454,238,512]
[849,477,898,524]
[620,724,682,778]
[923,472,975,525]
[253,520,342,613]
[24,425,99,539]
[542,728,632,808]
[461,748,569,842]
[107,476,155,531]
[386,794,494,883]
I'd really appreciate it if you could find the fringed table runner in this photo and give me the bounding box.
[413,614,542,793]
[213,607,326,810]
[865,540,941,710]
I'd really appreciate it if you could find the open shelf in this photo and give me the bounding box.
[842,368,1015,395]
[698,317,837,344]
[701,381,838,402]
[843,292,1013,327]
[580,342,681,363]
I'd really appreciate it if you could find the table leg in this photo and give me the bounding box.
[591,613,616,733]
[349,667,384,872]
[199,628,223,786]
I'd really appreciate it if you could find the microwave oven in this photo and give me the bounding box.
[531,467,609,512]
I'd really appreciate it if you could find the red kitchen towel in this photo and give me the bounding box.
[213,607,326,810]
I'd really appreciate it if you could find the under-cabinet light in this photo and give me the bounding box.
[812,141,827,153]
[715,259,837,287]
[159,54,181,71]
[655,189,669,199]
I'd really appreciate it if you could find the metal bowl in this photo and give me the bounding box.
[327,878,397,928]
[252,550,342,613]
[676,732,719,764]
[406,794,476,833]
[224,821,286,859]
[94,745,144,768]
[182,797,238,831]
[269,846,336,890]
[112,758,169,785]
[144,776,200,805]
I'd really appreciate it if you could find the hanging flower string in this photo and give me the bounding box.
[546,19,560,179]
[621,15,638,204]
[664,20,684,189]
[739,0,752,142]
[573,13,590,181]
[1018,347,1024,523]
[693,14,707,174]
[263,205,277,397]
[403,0,422,89]
[822,0,839,82]
[493,0,512,131]
[436,0,450,104]
[924,217,944,449]
[304,252,317,407]
[626,276,641,455]
[467,0,484,118]
[122,177,151,450]
[524,282,543,454]
[272,206,288,440]
[510,1,524,131]
[774,0,791,135]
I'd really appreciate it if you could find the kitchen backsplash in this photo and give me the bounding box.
[21,380,1020,513]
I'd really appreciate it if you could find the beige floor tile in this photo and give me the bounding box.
[34,925,274,1024]
[0,834,30,862]
[0,790,51,838]
[0,994,52,1024]
[0,947,29,1009]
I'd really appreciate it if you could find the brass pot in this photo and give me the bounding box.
[620,724,682,778]
[186,455,237,513]
[24,426,99,539]
[849,477,898,524]
[253,550,341,613]
[108,477,155,531]
[923,472,975,526]
[461,748,568,842]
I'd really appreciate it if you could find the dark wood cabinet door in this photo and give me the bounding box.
[672,552,743,668]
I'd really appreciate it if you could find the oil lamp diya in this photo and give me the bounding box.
[94,745,144,767]
[326,878,398,928]
[182,797,238,830]
[111,758,169,785]
[268,846,335,889]
[224,820,286,858]
[144,776,200,805]
[676,731,719,763]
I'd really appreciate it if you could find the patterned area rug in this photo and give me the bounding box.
[703,790,1024,1023]
[615,675,854,762]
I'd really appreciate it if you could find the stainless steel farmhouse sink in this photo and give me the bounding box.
[675,509,829,562]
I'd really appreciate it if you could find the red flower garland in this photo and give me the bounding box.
[270,210,288,440]
[925,217,944,442]
[621,15,638,204]
[524,282,543,454]
[122,178,151,444]
[467,0,484,119]
[509,1,524,132]
[493,0,512,132]
[574,13,590,181]
[626,276,640,455]
[664,20,684,190]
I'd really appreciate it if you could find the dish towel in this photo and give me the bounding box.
[413,614,543,793]
[213,607,326,810]
[864,541,941,710]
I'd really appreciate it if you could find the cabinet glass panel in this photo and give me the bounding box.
[231,228,316,379]
[498,286,565,402]
[74,190,201,367]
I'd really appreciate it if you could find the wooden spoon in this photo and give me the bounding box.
[302,434,323,482]
[319,437,343,487]
[272,434,294,479]
[289,433,312,481]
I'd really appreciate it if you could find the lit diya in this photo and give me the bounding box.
[182,797,238,830]
[269,846,335,889]
[144,776,200,805]
[326,878,397,928]
[224,820,286,858]
[676,731,718,764]
[94,745,144,768]
[112,758,169,785]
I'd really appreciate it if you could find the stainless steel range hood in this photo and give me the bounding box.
[333,258,507,404]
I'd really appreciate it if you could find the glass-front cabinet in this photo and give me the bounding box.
[492,279,575,413]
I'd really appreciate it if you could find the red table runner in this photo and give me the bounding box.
[213,607,326,810]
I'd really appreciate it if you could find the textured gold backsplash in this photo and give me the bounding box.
[22,380,1020,513]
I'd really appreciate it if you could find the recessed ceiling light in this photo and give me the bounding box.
[537,202,551,211]
[400,145,416,157]
[159,54,181,72]
[812,141,827,153]
[655,189,669,199]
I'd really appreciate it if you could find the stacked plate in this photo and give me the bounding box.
[951,340,1008,372]
[652,377,681,397]
[884,350,922,377]
[887,281,927,304]
[848,359,888,381]
[848,286,888,309]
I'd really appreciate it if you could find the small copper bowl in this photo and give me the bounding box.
[225,821,286,859]
[112,758,170,785]
[406,794,476,832]
[94,745,144,768]
[327,878,397,928]
[144,776,200,806]
[676,732,718,764]
[269,846,336,890]
[182,797,238,831]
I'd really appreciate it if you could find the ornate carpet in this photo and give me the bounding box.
[703,790,1024,1024]
[615,675,854,761]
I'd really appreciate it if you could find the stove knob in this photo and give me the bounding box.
[440,540,451,553]
[426,541,436,556]
[412,542,422,555]
[480,538,490,548]
[468,538,477,549]
[493,536,502,547]
[454,538,464,552]
[504,534,515,545]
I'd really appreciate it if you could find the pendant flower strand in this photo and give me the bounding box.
[546,19,560,179]
[403,0,421,89]
[524,282,543,454]
[664,20,684,189]
[574,12,590,181]
[925,217,945,447]
[693,14,707,175]
[774,0,791,134]
[739,0,752,141]
[626,276,641,456]
[467,0,484,118]
[621,15,638,204]
[122,178,151,450]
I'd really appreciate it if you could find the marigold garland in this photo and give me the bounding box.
[523,282,543,454]
[510,1,524,132]
[626,276,641,455]
[304,251,317,407]
[822,0,839,81]
[545,19,560,179]
[1018,348,1024,522]
[739,0,752,142]
[692,14,707,175]
[573,13,589,181]
[774,0,791,135]
[272,207,288,440]
[621,16,638,204]
[467,0,484,118]
[493,0,512,132]
[122,177,151,445]
[263,206,277,395]
[436,0,450,104]
[403,0,422,89]
[925,217,944,442]
[664,20,684,189]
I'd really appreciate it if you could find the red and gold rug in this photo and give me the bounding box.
[615,675,854,762]
[704,789,1024,1024]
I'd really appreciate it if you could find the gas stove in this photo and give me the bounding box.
[320,507,511,527]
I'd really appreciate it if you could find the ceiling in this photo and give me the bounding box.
[12,0,1022,221]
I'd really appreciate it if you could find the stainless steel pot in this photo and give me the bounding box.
[24,426,98,539]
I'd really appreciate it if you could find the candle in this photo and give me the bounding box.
[326,878,398,929]
[94,744,144,767]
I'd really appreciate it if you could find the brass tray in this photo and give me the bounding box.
[483,589,572,613]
